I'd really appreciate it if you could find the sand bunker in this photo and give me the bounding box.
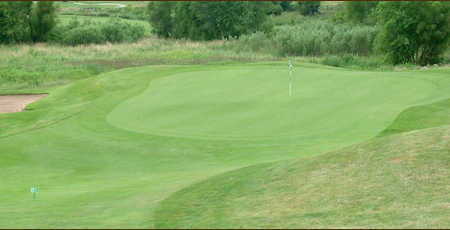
[0,94,47,114]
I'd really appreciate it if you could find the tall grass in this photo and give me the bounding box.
[0,38,278,92]
[231,20,378,57]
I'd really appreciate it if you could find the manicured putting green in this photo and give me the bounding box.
[108,66,441,141]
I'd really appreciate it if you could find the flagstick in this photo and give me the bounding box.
[289,77,292,96]
[289,59,293,97]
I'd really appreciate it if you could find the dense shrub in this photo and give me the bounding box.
[231,20,379,57]
[0,2,58,44]
[341,2,378,24]
[330,25,378,55]
[376,1,450,65]
[51,18,145,45]
[30,2,56,42]
[297,1,321,16]
[0,2,33,44]
[271,12,305,26]
[148,1,273,40]
[276,21,378,56]
[62,26,106,45]
[280,2,294,12]
[233,31,274,53]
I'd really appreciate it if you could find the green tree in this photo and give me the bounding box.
[377,1,449,65]
[172,2,193,39]
[280,1,293,12]
[154,1,272,41]
[147,2,174,38]
[343,1,378,24]
[0,2,33,43]
[243,2,272,34]
[297,1,320,16]
[269,2,282,16]
[30,2,56,42]
[213,2,247,39]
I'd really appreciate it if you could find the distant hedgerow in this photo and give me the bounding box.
[50,17,145,46]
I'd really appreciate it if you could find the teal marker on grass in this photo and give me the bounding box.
[31,187,39,200]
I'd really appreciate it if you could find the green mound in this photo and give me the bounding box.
[379,98,450,137]
[154,125,450,228]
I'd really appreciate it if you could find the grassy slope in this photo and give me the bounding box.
[379,98,450,137]
[0,63,449,228]
[154,125,449,229]
[151,68,450,228]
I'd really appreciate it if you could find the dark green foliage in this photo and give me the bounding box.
[280,1,293,12]
[297,1,320,16]
[269,2,283,16]
[376,1,450,65]
[30,2,56,42]
[148,2,174,38]
[148,1,272,41]
[341,1,378,24]
[0,2,33,43]
[52,18,145,46]
[62,25,106,45]
[244,2,273,35]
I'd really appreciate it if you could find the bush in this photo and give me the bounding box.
[51,17,145,46]
[268,4,282,16]
[273,21,378,56]
[30,2,56,42]
[321,55,386,69]
[376,1,450,65]
[148,2,273,41]
[234,31,274,53]
[271,12,305,26]
[297,1,320,16]
[62,26,106,45]
[0,2,33,44]
[231,19,379,57]
[330,25,378,55]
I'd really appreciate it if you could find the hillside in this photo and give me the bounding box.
[154,124,450,228]
[379,98,450,137]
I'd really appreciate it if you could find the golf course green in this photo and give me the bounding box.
[0,63,449,228]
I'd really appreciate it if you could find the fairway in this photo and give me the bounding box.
[0,63,449,228]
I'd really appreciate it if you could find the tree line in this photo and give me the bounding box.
[147,2,275,41]
[1,1,448,66]
[147,1,448,65]
[0,2,56,43]
[339,1,449,65]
